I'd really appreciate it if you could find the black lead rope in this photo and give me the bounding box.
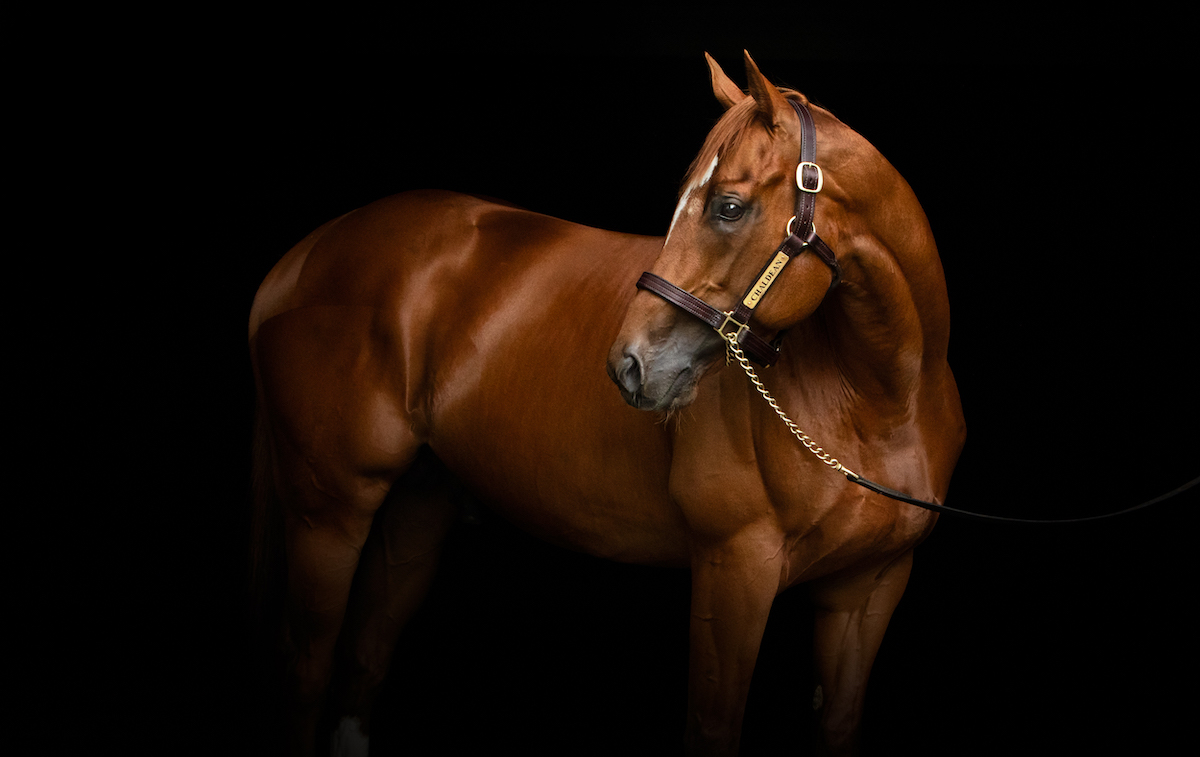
[848,471,1199,524]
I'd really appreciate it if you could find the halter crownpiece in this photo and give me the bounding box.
[637,99,840,366]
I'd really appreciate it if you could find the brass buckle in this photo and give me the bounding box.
[796,161,823,193]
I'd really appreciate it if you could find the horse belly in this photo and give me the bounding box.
[429,398,687,565]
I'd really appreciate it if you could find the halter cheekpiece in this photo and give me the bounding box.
[636,99,840,367]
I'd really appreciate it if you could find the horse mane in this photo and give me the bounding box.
[679,89,809,200]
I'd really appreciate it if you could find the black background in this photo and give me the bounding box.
[111,9,1196,757]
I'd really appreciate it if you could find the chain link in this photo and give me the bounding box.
[722,329,858,480]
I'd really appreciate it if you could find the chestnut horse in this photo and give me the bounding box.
[250,52,964,756]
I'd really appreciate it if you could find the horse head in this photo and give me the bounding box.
[608,52,839,411]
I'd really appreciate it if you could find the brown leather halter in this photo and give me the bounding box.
[636,99,840,367]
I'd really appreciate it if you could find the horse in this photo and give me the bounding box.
[249,51,965,756]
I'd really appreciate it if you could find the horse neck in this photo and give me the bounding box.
[806,146,948,412]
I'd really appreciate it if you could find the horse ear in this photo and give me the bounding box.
[706,52,745,111]
[743,51,791,131]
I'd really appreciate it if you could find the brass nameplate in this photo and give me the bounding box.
[742,251,790,309]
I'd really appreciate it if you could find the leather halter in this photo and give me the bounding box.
[636,99,840,366]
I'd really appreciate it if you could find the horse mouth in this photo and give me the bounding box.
[619,364,699,412]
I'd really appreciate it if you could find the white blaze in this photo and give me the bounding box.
[666,154,718,245]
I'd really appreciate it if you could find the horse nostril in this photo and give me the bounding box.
[616,352,643,396]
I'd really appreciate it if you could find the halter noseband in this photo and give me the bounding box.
[636,99,840,367]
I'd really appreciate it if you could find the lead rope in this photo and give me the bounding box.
[721,327,1199,520]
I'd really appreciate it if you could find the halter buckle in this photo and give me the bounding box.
[796,161,823,193]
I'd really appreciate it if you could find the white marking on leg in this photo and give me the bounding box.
[331,716,369,757]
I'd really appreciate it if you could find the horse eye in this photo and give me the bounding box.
[715,200,745,222]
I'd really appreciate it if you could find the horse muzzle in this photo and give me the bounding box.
[606,320,722,412]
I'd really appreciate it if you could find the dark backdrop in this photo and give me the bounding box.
[129,11,1196,757]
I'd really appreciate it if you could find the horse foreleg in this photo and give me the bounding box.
[685,525,784,756]
[808,550,914,757]
[330,450,458,756]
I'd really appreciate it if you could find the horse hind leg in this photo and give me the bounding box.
[329,447,460,757]
[263,411,428,757]
[271,453,400,757]
[808,550,914,757]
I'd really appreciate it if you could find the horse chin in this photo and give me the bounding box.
[646,376,700,413]
[664,381,702,413]
[621,377,698,413]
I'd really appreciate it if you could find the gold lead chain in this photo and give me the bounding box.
[722,328,859,480]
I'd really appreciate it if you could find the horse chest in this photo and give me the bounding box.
[669,385,929,577]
